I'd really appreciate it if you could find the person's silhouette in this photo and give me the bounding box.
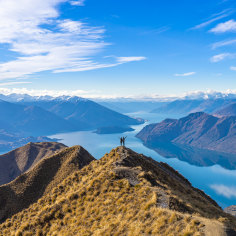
[123,136,127,146]
[120,137,123,146]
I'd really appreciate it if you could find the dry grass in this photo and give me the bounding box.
[0,146,235,235]
[0,142,66,186]
[0,145,94,223]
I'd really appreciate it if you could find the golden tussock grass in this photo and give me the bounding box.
[0,146,235,235]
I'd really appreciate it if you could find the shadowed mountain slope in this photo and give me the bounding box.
[0,99,77,136]
[215,103,236,117]
[0,145,95,223]
[137,112,236,154]
[0,142,66,186]
[0,146,235,235]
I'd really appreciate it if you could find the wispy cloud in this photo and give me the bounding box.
[174,72,196,77]
[116,57,146,63]
[210,184,236,198]
[2,88,236,100]
[212,39,236,49]
[69,0,85,6]
[0,88,92,98]
[140,26,170,35]
[0,0,146,80]
[191,10,232,30]
[230,66,236,71]
[210,53,234,62]
[53,56,146,73]
[210,19,236,33]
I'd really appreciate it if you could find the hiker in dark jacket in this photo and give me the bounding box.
[120,137,123,146]
[122,136,127,146]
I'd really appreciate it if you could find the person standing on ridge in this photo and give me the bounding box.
[120,137,123,146]
[123,136,127,146]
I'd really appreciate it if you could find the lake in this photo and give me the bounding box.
[49,112,236,209]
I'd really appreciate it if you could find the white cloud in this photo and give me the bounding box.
[116,57,147,63]
[58,19,83,33]
[210,184,236,198]
[0,0,146,80]
[69,0,85,6]
[230,66,236,71]
[210,19,236,33]
[212,39,236,49]
[2,88,236,101]
[210,53,234,62]
[174,72,196,77]
[191,10,231,30]
[0,87,91,97]
[53,56,147,73]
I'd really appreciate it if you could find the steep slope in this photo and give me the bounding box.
[215,103,236,117]
[137,112,236,154]
[0,147,235,235]
[0,142,66,185]
[0,99,77,136]
[0,145,95,223]
[151,99,235,115]
[22,97,144,130]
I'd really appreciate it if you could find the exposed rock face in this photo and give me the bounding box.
[225,205,236,217]
[0,145,95,223]
[137,112,236,154]
[0,142,66,186]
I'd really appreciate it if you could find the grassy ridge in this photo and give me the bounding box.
[0,146,235,235]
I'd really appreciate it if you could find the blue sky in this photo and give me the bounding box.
[1,0,236,98]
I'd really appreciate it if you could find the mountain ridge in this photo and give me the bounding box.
[0,146,235,235]
[0,145,95,223]
[0,142,66,186]
[137,112,236,154]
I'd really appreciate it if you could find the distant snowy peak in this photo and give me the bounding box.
[53,96,88,103]
[182,91,236,100]
[1,91,236,103]
[0,93,88,103]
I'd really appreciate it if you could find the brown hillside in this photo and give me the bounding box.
[0,142,66,186]
[0,145,95,223]
[0,146,235,235]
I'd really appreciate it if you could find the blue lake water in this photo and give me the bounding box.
[49,112,236,209]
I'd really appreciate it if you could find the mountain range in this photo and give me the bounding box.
[137,112,236,154]
[151,99,236,115]
[0,144,235,235]
[0,95,143,152]
[0,99,77,136]
[21,97,143,129]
